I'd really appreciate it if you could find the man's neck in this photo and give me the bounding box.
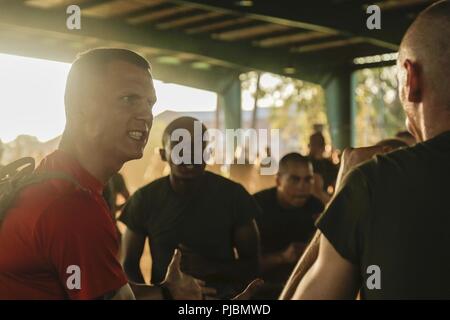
[422,106,450,141]
[169,174,202,196]
[58,132,120,184]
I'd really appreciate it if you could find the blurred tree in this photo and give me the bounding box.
[242,65,407,153]
[354,66,406,147]
[241,71,329,156]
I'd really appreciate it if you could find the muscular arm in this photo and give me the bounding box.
[121,227,146,284]
[292,234,360,300]
[279,231,321,299]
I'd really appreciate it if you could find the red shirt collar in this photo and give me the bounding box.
[37,149,105,195]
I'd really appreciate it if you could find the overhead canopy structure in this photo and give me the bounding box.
[0,0,438,147]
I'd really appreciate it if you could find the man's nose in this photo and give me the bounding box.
[296,179,308,190]
[135,104,153,128]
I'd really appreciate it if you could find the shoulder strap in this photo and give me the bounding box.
[0,157,87,223]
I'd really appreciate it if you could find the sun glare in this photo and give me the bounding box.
[0,53,216,143]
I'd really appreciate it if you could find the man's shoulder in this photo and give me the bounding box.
[253,187,276,202]
[14,178,89,213]
[357,144,423,178]
[135,175,170,195]
[5,181,105,240]
[123,176,170,214]
[39,186,105,223]
[204,170,246,191]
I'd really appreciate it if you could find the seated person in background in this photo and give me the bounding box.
[395,130,417,146]
[253,153,324,299]
[307,132,338,201]
[119,117,261,299]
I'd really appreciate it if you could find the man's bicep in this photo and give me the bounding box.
[293,234,360,300]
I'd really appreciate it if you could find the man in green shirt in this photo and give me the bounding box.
[285,0,450,299]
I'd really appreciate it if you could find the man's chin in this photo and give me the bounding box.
[291,198,308,207]
[120,148,145,163]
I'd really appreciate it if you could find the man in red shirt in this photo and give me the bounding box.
[0,48,214,299]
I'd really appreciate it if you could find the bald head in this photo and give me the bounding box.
[162,116,207,147]
[399,0,450,107]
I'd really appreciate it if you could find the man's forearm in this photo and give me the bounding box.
[279,231,321,300]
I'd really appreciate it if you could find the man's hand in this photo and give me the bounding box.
[162,249,217,300]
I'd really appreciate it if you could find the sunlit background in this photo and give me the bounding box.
[0,53,281,143]
[0,53,218,143]
[0,51,406,195]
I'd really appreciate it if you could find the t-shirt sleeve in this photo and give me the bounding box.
[315,168,371,264]
[232,183,261,226]
[118,190,148,235]
[36,192,128,300]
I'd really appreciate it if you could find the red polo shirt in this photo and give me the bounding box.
[0,150,128,299]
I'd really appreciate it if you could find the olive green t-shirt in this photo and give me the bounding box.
[316,131,450,299]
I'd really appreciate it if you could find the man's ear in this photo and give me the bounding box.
[159,148,167,162]
[276,173,282,187]
[404,59,422,103]
[203,147,211,163]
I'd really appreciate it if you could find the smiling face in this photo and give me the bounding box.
[81,60,156,164]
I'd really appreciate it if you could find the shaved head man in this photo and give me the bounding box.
[287,1,450,299]
[397,0,450,142]
[0,48,212,300]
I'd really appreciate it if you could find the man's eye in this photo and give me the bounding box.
[121,95,137,104]
[121,96,131,103]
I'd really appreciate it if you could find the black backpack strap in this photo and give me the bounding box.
[0,157,35,181]
[0,158,88,223]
